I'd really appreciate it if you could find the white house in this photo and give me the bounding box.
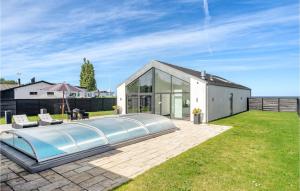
[117,60,251,123]
[0,81,93,99]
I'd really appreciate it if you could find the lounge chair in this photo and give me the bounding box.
[12,115,38,129]
[38,113,63,126]
[79,110,89,119]
[66,111,78,120]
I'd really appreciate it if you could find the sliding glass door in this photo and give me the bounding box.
[155,94,171,117]
[140,95,152,113]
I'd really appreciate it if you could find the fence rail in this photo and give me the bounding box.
[248,97,299,115]
[0,98,116,117]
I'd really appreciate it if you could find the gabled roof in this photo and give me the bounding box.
[0,81,53,92]
[156,60,251,90]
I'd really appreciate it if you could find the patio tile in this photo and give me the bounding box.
[39,169,56,177]
[52,163,81,174]
[0,120,231,191]
[6,178,26,188]
[68,172,93,184]
[0,172,18,182]
[21,174,43,181]
[43,173,66,183]
[102,172,120,180]
[61,183,82,191]
[1,183,13,191]
[0,168,12,176]
[61,170,78,178]
[79,175,106,189]
[12,178,49,191]
[74,165,94,173]
[85,183,105,191]
[38,179,70,191]
[86,168,106,176]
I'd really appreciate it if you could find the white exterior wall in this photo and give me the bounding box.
[117,83,126,114]
[207,85,250,121]
[14,82,53,99]
[190,78,207,123]
[14,82,91,99]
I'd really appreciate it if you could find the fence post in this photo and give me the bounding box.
[247,98,249,111]
[261,98,264,111]
[297,98,300,116]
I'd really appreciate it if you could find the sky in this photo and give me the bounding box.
[0,0,299,96]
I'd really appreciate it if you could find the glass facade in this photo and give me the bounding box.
[172,76,190,93]
[127,69,153,114]
[126,68,190,120]
[155,69,171,93]
[127,95,139,113]
[139,70,153,93]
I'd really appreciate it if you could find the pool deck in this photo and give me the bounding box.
[0,120,231,191]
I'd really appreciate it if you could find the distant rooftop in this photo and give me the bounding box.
[0,84,19,91]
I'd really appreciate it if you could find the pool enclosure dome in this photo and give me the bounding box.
[0,113,176,173]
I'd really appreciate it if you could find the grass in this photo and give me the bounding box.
[115,111,299,191]
[0,110,114,125]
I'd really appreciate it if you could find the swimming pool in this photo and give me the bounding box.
[0,113,176,173]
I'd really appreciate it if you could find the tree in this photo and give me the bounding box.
[0,78,17,84]
[80,58,97,91]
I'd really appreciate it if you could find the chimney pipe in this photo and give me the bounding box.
[18,78,21,86]
[31,77,35,83]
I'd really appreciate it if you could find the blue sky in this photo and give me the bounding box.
[1,0,298,96]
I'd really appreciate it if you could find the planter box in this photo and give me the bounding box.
[193,114,201,124]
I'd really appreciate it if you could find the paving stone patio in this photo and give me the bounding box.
[0,120,231,191]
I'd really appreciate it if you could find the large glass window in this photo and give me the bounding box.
[139,69,153,93]
[155,69,171,93]
[126,69,153,113]
[172,76,190,93]
[127,95,139,113]
[127,80,139,94]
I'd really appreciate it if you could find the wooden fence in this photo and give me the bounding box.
[248,97,299,114]
[0,98,116,117]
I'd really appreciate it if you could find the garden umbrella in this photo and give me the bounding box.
[42,83,84,115]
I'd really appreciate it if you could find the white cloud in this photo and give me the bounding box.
[0,2,298,86]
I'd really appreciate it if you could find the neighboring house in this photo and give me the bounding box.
[0,84,19,91]
[99,90,115,97]
[0,81,92,99]
[1,81,54,99]
[77,89,115,98]
[75,88,101,98]
[117,60,251,123]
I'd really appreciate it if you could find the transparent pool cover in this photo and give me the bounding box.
[0,114,175,162]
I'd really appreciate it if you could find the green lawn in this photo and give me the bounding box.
[0,110,114,125]
[115,111,299,191]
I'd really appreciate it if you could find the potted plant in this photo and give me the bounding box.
[192,108,201,124]
[112,105,121,114]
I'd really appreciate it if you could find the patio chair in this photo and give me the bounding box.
[66,111,78,120]
[79,110,89,119]
[38,113,63,126]
[12,115,38,129]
